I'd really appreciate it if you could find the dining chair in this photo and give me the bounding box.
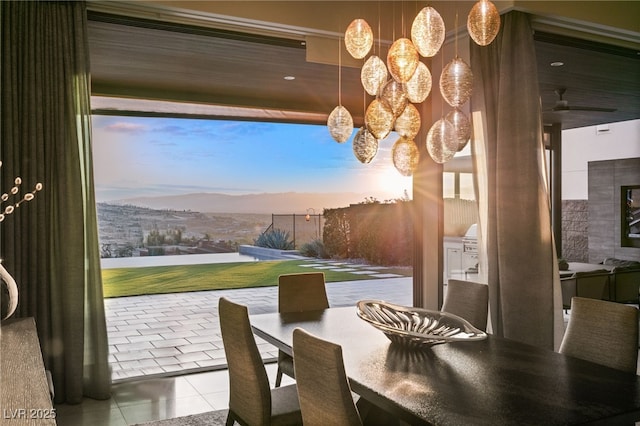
[218,297,302,426]
[559,297,638,373]
[441,279,489,331]
[275,272,329,387]
[560,276,577,312]
[292,328,362,426]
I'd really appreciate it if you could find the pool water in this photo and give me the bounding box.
[100,252,271,269]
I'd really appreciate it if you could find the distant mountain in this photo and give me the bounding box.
[112,192,372,214]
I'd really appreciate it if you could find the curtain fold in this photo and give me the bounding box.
[1,0,111,403]
[470,11,563,349]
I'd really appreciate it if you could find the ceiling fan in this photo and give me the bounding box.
[547,88,617,113]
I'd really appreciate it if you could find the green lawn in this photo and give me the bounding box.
[102,259,411,298]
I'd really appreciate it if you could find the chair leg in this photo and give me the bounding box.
[275,367,283,387]
[225,410,237,426]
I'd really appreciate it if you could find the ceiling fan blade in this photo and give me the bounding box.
[551,105,617,112]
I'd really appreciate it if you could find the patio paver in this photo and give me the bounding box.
[105,276,412,382]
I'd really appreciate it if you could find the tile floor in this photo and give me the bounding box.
[54,363,292,426]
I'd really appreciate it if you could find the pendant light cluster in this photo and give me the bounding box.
[327,0,500,174]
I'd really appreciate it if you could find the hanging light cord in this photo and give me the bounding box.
[338,35,342,106]
[454,10,459,58]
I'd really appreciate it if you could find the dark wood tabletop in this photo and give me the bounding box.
[251,306,640,425]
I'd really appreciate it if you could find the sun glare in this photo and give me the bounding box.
[375,165,413,199]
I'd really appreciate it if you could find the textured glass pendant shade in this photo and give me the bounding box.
[411,6,445,57]
[327,105,354,143]
[352,127,379,164]
[467,0,501,46]
[394,104,421,140]
[380,79,408,117]
[365,99,394,140]
[445,108,472,151]
[387,38,419,83]
[345,19,374,59]
[439,56,473,107]
[392,137,420,176]
[361,55,388,96]
[405,61,432,104]
[426,118,457,164]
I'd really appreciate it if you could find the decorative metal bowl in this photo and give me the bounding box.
[356,300,487,348]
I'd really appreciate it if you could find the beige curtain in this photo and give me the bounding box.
[1,0,111,403]
[470,11,563,349]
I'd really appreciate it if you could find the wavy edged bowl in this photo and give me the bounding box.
[356,299,487,348]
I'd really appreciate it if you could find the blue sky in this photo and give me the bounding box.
[91,115,413,202]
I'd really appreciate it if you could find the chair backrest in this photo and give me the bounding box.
[293,328,362,426]
[611,267,640,303]
[278,272,329,313]
[575,270,611,301]
[559,297,639,373]
[219,297,271,425]
[560,277,577,310]
[442,279,489,331]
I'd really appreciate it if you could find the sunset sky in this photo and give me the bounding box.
[91,115,414,203]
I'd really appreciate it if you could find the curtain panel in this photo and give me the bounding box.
[470,11,564,350]
[1,0,111,403]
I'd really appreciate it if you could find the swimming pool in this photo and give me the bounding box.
[100,252,277,269]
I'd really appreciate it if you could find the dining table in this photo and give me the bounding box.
[250,306,640,425]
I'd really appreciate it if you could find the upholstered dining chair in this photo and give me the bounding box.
[292,328,362,426]
[441,279,489,331]
[275,272,329,387]
[218,297,302,426]
[559,297,638,373]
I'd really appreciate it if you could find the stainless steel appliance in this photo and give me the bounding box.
[462,224,478,272]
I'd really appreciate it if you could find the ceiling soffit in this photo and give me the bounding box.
[88,2,640,129]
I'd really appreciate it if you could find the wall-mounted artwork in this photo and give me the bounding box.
[623,185,640,248]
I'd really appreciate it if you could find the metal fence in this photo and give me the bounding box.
[263,213,324,249]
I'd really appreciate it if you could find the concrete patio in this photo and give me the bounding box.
[104,259,413,382]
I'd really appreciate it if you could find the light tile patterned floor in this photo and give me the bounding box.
[105,259,412,382]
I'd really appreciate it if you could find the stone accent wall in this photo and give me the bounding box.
[561,200,588,262]
[588,158,640,263]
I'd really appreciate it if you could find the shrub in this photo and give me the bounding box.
[299,239,328,258]
[323,208,350,258]
[254,228,294,250]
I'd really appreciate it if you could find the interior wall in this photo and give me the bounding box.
[562,119,640,200]
[588,157,640,263]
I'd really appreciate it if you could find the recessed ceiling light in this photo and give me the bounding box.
[284,76,295,81]
[550,61,564,67]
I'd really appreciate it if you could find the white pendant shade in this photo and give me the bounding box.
[467,0,501,46]
[327,105,354,143]
[361,55,388,96]
[352,127,379,164]
[426,118,457,164]
[345,19,374,59]
[394,104,421,140]
[392,137,420,176]
[445,108,472,151]
[405,61,432,104]
[365,99,394,140]
[439,56,473,107]
[380,79,408,117]
[411,6,446,58]
[387,38,419,83]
